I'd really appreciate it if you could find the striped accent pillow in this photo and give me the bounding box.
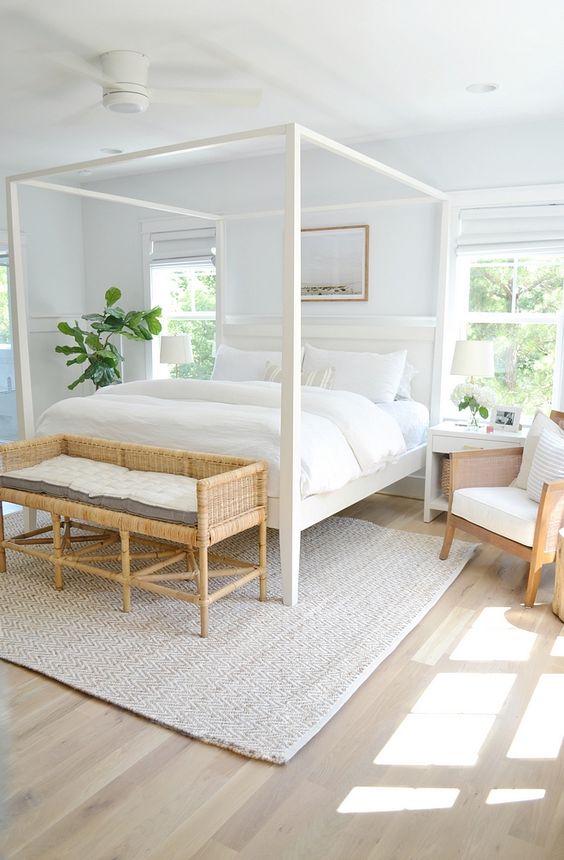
[526,429,564,502]
[264,361,335,389]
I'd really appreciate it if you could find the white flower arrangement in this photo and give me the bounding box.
[451,382,497,423]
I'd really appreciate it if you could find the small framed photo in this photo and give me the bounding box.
[492,405,522,432]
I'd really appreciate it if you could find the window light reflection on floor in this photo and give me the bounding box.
[550,637,564,658]
[450,607,537,662]
[338,786,460,814]
[507,674,564,759]
[412,673,516,715]
[374,713,496,767]
[486,788,546,805]
[374,672,514,767]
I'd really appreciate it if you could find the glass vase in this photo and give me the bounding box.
[467,409,480,430]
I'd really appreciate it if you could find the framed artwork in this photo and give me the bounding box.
[301,225,369,302]
[492,405,522,432]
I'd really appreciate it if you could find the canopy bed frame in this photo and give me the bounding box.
[6,124,448,606]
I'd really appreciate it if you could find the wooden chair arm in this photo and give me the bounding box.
[449,447,524,496]
[535,479,564,555]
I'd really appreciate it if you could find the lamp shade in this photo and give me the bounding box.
[450,340,494,377]
[160,335,193,365]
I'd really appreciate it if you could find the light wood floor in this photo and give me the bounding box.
[2,496,564,860]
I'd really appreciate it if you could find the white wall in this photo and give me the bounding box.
[18,185,87,421]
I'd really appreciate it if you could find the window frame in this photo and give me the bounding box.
[141,217,222,381]
[449,250,564,420]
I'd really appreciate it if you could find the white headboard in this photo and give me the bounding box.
[222,315,436,406]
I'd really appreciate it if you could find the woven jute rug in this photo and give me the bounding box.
[0,513,474,763]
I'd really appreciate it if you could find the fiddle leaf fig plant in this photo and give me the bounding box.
[56,287,162,391]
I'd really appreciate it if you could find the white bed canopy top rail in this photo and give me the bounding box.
[6,122,448,606]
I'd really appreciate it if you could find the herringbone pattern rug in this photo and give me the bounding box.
[0,514,474,763]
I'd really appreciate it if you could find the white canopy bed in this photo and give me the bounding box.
[6,123,448,606]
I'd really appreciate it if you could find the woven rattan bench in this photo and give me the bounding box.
[0,435,268,637]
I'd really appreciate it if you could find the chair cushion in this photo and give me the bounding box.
[452,486,538,547]
[526,428,564,502]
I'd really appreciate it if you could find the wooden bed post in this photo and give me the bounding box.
[279,123,302,607]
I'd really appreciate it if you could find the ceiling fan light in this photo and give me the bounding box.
[102,91,149,113]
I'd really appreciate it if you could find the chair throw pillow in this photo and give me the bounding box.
[264,361,335,389]
[526,429,564,503]
[513,410,564,490]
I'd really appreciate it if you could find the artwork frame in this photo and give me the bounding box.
[301,225,369,302]
[492,405,522,432]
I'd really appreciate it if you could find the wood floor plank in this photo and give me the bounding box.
[2,498,563,859]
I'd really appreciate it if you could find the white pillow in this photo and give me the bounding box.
[212,344,302,381]
[526,429,564,502]
[302,343,407,403]
[264,361,335,389]
[514,410,564,489]
[396,360,418,400]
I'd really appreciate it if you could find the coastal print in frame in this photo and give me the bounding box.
[301,225,369,302]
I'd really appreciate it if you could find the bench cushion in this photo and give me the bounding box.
[0,455,198,525]
[452,485,538,547]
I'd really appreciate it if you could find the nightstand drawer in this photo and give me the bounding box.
[431,436,520,454]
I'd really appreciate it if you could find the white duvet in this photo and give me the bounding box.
[36,379,406,498]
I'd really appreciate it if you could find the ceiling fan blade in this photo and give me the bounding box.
[59,102,103,127]
[150,87,262,108]
[49,52,116,88]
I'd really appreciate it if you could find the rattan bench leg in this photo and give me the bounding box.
[198,545,209,638]
[51,513,63,591]
[259,519,267,602]
[120,529,131,613]
[0,502,5,573]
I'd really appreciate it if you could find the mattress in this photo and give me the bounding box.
[379,400,429,450]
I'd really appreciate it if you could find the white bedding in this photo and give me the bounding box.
[379,400,429,449]
[36,379,407,499]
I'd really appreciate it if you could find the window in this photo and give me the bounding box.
[148,226,216,380]
[457,253,564,417]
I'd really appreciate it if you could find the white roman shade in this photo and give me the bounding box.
[456,204,564,255]
[149,227,215,264]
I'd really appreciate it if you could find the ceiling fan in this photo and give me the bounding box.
[52,49,262,114]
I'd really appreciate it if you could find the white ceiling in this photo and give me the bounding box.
[3,0,564,175]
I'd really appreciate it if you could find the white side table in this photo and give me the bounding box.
[424,421,528,523]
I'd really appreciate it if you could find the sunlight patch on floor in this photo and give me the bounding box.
[486,788,546,805]
[550,636,564,657]
[507,674,564,759]
[450,607,536,662]
[412,673,516,715]
[374,713,495,766]
[338,786,460,813]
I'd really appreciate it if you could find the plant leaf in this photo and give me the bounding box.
[57,322,74,336]
[105,287,121,307]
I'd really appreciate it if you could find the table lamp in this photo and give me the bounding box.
[450,339,494,382]
[450,339,496,429]
[160,335,193,377]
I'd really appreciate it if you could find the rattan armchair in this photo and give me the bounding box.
[439,410,564,607]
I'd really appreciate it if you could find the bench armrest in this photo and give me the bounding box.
[197,460,268,541]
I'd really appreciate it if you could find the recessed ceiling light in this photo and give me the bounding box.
[99,147,124,155]
[466,83,498,94]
